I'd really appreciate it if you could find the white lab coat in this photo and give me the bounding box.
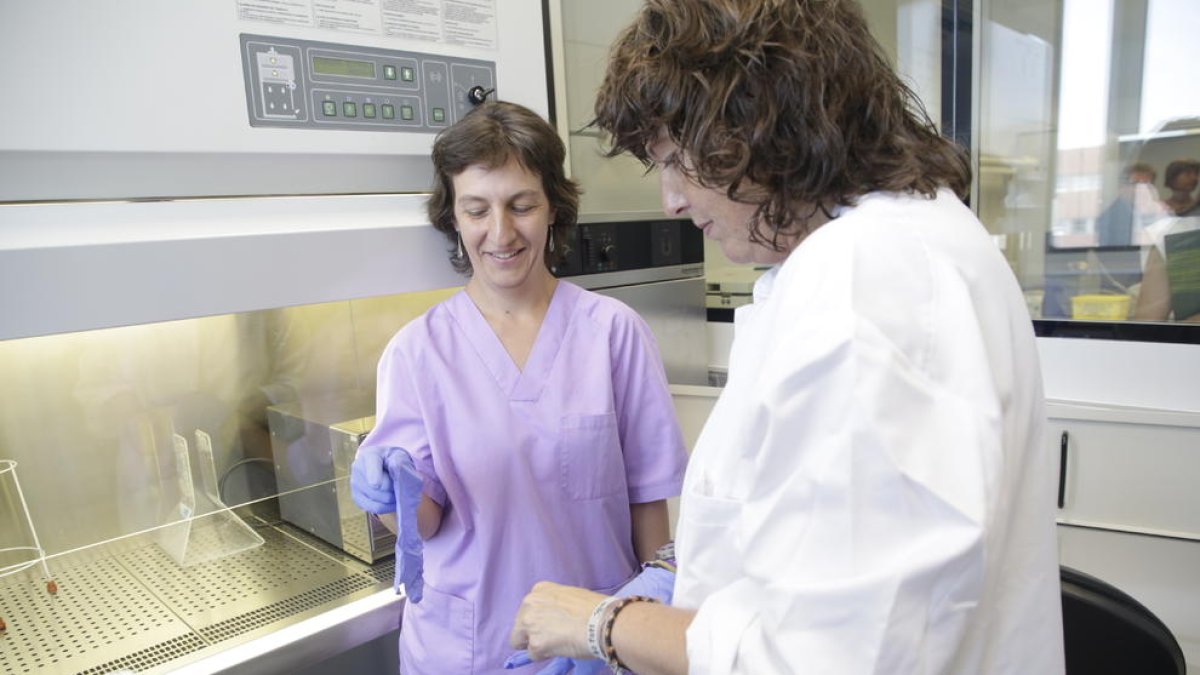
[675,190,1065,674]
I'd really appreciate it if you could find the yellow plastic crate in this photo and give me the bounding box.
[1070,294,1131,321]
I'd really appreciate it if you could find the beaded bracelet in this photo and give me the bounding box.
[587,595,623,661]
[600,594,660,673]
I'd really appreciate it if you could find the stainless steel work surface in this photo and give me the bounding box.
[0,520,395,675]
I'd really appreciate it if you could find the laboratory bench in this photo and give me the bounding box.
[0,509,402,675]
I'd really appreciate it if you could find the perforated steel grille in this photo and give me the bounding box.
[197,574,377,643]
[117,526,355,623]
[74,634,207,675]
[0,524,392,674]
[366,557,396,585]
[0,557,193,675]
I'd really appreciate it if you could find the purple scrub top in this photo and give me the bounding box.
[363,280,687,674]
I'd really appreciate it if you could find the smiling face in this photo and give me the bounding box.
[453,157,555,296]
[648,135,791,266]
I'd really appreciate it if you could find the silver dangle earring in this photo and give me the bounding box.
[456,232,464,258]
[547,225,555,253]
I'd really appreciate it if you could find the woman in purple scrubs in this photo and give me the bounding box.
[358,101,688,674]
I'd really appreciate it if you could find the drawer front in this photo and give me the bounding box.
[1052,416,1200,538]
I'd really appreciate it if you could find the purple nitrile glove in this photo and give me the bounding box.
[392,448,425,604]
[613,564,675,604]
[504,565,676,672]
[349,446,426,603]
[350,445,406,514]
[503,651,605,674]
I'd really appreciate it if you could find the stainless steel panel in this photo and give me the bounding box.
[594,277,709,386]
[269,395,395,563]
[330,417,395,564]
[567,264,705,291]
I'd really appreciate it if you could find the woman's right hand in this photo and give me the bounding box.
[510,582,605,662]
[350,445,407,513]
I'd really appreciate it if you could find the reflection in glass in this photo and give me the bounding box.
[984,0,1199,322]
[0,288,458,562]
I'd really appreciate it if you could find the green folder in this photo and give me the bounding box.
[1165,227,1200,320]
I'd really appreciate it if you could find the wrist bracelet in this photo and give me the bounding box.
[587,595,622,661]
[600,595,660,673]
[654,541,676,566]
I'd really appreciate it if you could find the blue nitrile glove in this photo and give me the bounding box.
[350,446,426,603]
[503,651,605,674]
[350,445,404,514]
[392,449,425,604]
[612,564,675,604]
[504,565,676,672]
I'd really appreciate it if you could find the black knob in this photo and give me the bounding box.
[467,86,492,105]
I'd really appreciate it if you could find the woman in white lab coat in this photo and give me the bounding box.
[509,1,1066,673]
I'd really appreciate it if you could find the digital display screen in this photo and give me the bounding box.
[312,56,376,78]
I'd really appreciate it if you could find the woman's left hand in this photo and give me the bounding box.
[510,581,604,661]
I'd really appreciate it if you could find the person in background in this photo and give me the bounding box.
[510,1,1064,673]
[351,101,688,674]
[1095,161,1166,247]
[1163,158,1200,216]
[1133,199,1200,322]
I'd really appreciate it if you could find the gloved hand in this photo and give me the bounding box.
[350,445,409,514]
[504,564,675,672]
[610,564,675,604]
[503,652,606,674]
[350,446,426,604]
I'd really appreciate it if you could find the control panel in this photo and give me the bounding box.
[241,33,495,133]
[552,219,704,278]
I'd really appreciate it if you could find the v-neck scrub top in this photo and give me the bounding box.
[363,280,688,674]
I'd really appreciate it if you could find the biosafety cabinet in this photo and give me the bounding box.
[3,1,1199,674]
[0,2,554,673]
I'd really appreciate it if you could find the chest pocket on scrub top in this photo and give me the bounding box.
[558,413,623,500]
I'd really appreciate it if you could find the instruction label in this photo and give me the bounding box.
[237,0,498,49]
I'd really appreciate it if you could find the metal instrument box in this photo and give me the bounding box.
[267,393,394,563]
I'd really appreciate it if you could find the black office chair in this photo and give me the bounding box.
[1061,565,1187,674]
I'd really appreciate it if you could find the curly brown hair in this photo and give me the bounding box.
[427,101,580,275]
[593,0,971,248]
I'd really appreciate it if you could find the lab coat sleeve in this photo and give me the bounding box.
[363,334,447,507]
[686,299,1002,673]
[608,308,688,504]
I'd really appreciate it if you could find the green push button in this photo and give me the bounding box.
[381,104,395,119]
[400,105,414,121]
[432,107,445,123]
[383,65,397,80]
[342,101,357,117]
[401,66,415,82]
[363,103,377,118]
[322,100,337,116]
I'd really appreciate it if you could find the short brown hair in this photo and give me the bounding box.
[427,101,580,274]
[1164,159,1200,191]
[594,0,971,247]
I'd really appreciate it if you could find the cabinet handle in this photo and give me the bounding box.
[1057,430,1069,509]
